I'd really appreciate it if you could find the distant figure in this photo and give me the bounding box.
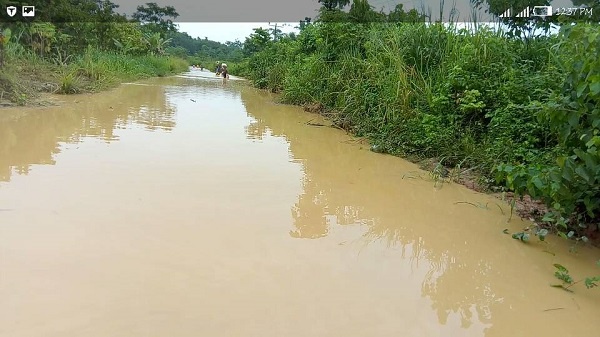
[221,63,229,84]
[215,61,222,76]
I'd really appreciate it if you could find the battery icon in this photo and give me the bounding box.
[532,6,553,16]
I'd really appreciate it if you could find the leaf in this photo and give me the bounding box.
[531,176,545,190]
[590,82,600,96]
[553,264,568,273]
[512,231,530,242]
[542,213,555,222]
[537,228,549,241]
[567,231,575,238]
[574,166,592,183]
[584,277,600,289]
[576,82,587,97]
[503,229,509,234]
[585,136,600,148]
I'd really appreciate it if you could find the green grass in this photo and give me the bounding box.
[1,46,189,102]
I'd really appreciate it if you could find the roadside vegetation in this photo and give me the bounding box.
[0,0,245,105]
[236,0,600,250]
[0,0,598,287]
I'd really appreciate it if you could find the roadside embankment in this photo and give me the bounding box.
[0,47,188,107]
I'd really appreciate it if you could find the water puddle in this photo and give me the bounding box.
[1,72,599,337]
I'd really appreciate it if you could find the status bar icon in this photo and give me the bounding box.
[22,5,35,17]
[6,5,17,17]
[532,6,553,16]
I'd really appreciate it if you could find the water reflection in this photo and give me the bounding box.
[1,76,597,337]
[241,86,600,336]
[239,87,532,335]
[0,81,175,182]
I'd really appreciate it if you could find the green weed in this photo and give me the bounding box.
[551,263,600,292]
[57,71,81,94]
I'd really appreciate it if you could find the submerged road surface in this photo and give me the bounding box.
[1,70,599,337]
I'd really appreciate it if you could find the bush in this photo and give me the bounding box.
[244,18,600,234]
[496,24,600,233]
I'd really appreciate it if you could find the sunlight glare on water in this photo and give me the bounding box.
[1,69,599,337]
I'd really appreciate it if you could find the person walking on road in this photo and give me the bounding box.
[215,61,222,76]
[221,63,230,84]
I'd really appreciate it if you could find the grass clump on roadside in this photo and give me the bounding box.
[1,44,188,100]
[0,19,189,104]
[67,48,189,92]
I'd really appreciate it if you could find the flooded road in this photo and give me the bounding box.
[1,70,599,337]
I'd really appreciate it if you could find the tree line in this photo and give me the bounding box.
[0,0,243,67]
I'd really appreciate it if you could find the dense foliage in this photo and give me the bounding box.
[240,0,600,238]
[0,1,246,100]
[0,1,242,68]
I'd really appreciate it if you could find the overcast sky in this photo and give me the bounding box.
[112,0,321,22]
[110,0,580,43]
[111,0,579,21]
[176,23,300,44]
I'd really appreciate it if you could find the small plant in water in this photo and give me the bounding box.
[428,158,449,188]
[551,263,600,292]
[510,225,548,243]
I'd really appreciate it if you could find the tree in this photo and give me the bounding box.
[299,17,312,30]
[111,22,147,55]
[143,32,172,55]
[470,0,554,39]
[348,0,384,22]
[387,4,425,22]
[24,23,56,57]
[570,0,600,22]
[132,2,179,37]
[318,0,350,10]
[242,28,272,56]
[225,40,243,49]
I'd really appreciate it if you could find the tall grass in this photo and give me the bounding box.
[247,19,600,235]
[69,47,188,91]
[247,21,563,176]
[2,44,189,98]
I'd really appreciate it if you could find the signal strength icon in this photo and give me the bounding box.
[515,7,530,17]
[499,9,511,17]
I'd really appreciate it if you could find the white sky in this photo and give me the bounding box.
[176,23,301,44]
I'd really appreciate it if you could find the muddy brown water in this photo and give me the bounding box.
[1,70,599,337]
